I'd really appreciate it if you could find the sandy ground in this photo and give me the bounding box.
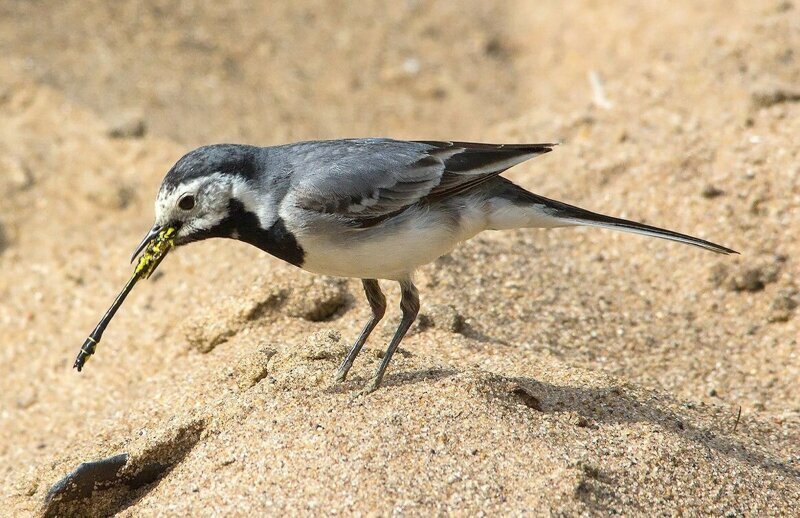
[1,0,798,515]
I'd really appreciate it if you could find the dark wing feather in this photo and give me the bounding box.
[289,138,555,227]
[418,141,556,200]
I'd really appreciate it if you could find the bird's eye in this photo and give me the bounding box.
[178,194,196,211]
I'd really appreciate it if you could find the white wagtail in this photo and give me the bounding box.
[75,139,736,392]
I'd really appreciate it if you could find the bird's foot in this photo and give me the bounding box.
[360,376,383,396]
[333,364,350,384]
[341,377,382,402]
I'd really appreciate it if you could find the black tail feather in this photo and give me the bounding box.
[519,189,738,255]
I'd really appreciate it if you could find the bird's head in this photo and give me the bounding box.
[130,144,266,262]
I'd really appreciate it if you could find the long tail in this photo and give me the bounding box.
[496,180,738,255]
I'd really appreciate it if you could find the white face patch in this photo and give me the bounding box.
[155,173,235,240]
[153,174,274,243]
[229,177,275,228]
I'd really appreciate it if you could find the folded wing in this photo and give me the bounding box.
[289,138,555,227]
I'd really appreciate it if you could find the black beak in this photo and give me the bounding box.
[130,225,162,263]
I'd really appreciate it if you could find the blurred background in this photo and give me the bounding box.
[0,0,798,514]
[6,0,796,145]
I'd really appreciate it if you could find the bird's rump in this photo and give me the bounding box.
[287,139,555,227]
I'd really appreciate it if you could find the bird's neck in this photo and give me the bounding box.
[224,199,305,267]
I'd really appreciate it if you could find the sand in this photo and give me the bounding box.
[0,0,798,515]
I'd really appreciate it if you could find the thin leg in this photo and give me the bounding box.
[364,278,420,393]
[335,279,386,382]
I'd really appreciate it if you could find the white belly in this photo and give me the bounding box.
[291,205,486,280]
[281,191,568,280]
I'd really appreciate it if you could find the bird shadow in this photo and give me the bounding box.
[457,322,513,346]
[508,377,799,481]
[318,343,797,481]
[332,360,798,480]
[380,367,459,388]
[322,366,458,395]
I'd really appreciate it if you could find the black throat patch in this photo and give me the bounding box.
[201,199,305,267]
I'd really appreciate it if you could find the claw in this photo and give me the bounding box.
[333,365,349,383]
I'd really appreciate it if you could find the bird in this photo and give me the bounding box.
[129,138,737,392]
